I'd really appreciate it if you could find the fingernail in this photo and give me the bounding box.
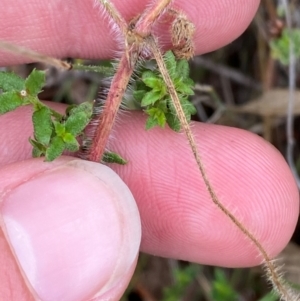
[0,160,141,301]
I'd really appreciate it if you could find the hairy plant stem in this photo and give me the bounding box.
[88,49,137,161]
[98,0,128,35]
[147,35,291,300]
[135,0,172,35]
[89,0,173,162]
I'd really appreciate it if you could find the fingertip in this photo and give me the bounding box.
[109,113,299,267]
[0,0,260,62]
[0,158,141,301]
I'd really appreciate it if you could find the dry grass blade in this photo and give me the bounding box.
[0,40,71,70]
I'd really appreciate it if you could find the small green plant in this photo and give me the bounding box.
[270,28,300,65]
[162,264,201,301]
[161,264,279,301]
[0,69,92,161]
[134,50,196,131]
[0,69,126,163]
[0,1,298,300]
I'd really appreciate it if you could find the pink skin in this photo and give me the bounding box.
[0,0,299,301]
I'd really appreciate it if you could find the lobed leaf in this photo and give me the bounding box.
[0,91,23,114]
[165,112,180,132]
[143,75,163,90]
[145,107,166,129]
[32,106,53,145]
[145,115,159,130]
[25,69,45,95]
[181,97,197,116]
[67,101,93,117]
[133,89,147,101]
[54,121,66,136]
[0,72,25,92]
[29,138,46,157]
[141,90,162,106]
[176,59,189,79]
[65,111,91,136]
[164,51,177,79]
[63,133,79,152]
[177,83,194,95]
[166,98,181,132]
[45,136,65,161]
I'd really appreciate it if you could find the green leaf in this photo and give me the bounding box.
[211,269,238,301]
[0,72,25,92]
[29,138,46,157]
[65,104,77,116]
[68,101,93,118]
[102,151,127,165]
[143,76,163,90]
[166,112,180,132]
[174,78,195,95]
[176,59,189,79]
[54,121,66,136]
[145,107,166,128]
[45,136,65,161]
[63,133,79,151]
[164,51,177,79]
[32,106,53,145]
[145,115,159,130]
[25,69,45,95]
[65,111,90,136]
[141,90,162,106]
[142,70,157,83]
[64,102,93,135]
[133,89,147,101]
[176,81,194,95]
[165,97,196,131]
[166,98,181,131]
[0,91,23,114]
[181,98,197,116]
[270,28,300,65]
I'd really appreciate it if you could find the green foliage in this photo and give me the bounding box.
[25,69,45,95]
[134,50,196,132]
[0,68,127,164]
[102,151,127,165]
[160,264,280,301]
[0,52,195,163]
[0,72,24,91]
[162,264,201,301]
[30,100,93,161]
[210,269,238,301]
[270,28,300,65]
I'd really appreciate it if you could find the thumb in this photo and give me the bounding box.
[0,157,141,301]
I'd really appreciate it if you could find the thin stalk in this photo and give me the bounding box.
[88,48,138,162]
[135,0,172,36]
[97,0,128,36]
[0,41,71,70]
[88,0,172,162]
[147,35,292,301]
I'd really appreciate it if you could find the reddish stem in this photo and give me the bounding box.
[135,0,172,36]
[88,49,137,162]
[88,0,173,162]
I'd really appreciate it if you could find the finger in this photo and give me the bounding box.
[0,158,141,301]
[0,106,299,267]
[0,0,259,63]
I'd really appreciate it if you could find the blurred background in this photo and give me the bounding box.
[3,0,300,300]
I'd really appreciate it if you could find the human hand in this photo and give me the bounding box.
[0,0,299,301]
